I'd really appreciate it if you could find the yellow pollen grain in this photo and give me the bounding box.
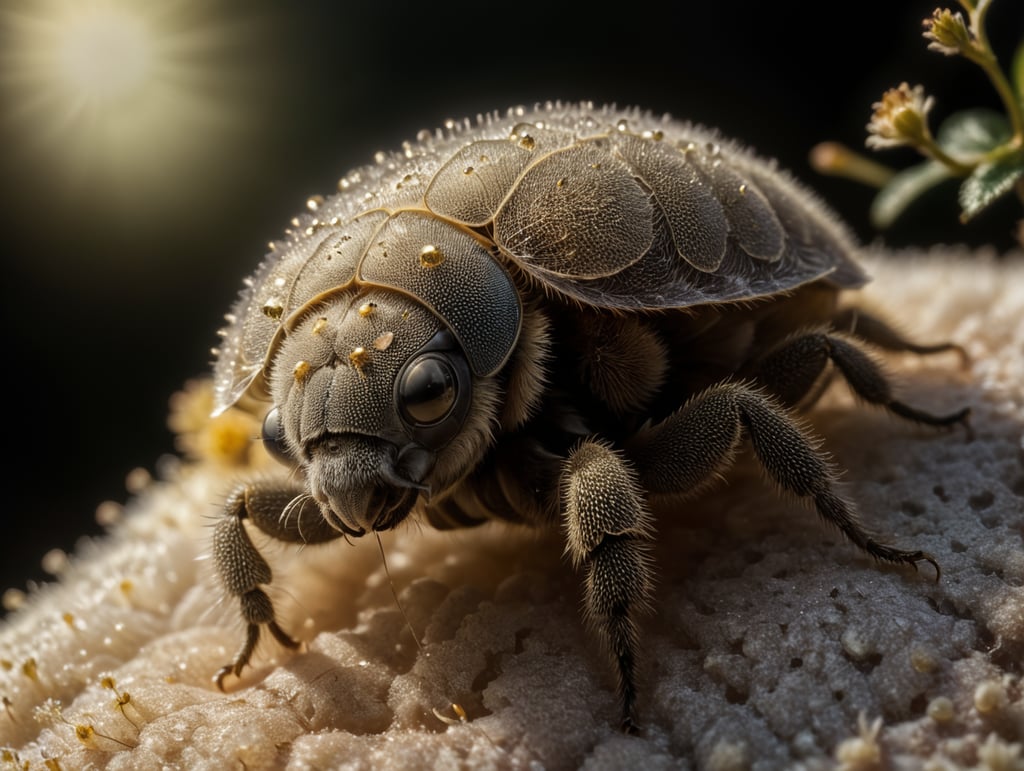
[349,347,370,369]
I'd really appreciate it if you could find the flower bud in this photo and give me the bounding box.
[866,83,935,149]
[922,8,973,56]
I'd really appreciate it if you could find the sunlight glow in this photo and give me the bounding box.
[0,1,272,220]
[54,8,152,103]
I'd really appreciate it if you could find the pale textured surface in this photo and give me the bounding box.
[0,251,1022,770]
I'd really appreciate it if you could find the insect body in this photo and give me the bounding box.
[211,102,967,731]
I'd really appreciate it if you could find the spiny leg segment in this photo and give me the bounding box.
[630,381,939,574]
[212,479,343,688]
[754,327,970,429]
[562,441,656,734]
[576,381,941,729]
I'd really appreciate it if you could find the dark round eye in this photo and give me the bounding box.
[261,407,294,466]
[398,355,457,425]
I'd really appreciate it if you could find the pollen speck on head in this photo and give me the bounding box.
[373,332,395,351]
[312,317,329,335]
[358,302,377,318]
[293,360,311,383]
[349,347,370,371]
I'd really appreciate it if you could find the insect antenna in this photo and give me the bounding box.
[373,534,504,754]
[374,532,423,654]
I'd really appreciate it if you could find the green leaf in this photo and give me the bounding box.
[870,161,952,229]
[958,155,1024,221]
[1012,40,1024,108]
[935,109,1011,158]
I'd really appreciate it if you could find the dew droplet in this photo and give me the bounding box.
[41,549,69,576]
[125,467,152,493]
[21,658,38,682]
[261,303,284,321]
[419,244,445,268]
[1,589,25,612]
[509,123,536,150]
[927,696,954,722]
[306,195,324,211]
[974,680,1008,713]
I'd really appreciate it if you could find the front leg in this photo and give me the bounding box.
[213,478,343,689]
[562,441,656,733]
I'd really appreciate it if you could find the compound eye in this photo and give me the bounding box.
[261,407,294,466]
[398,355,457,426]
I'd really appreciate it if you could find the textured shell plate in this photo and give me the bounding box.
[214,103,866,413]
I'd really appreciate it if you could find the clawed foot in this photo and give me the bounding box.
[214,621,301,691]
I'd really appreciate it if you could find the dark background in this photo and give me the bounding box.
[1,1,1021,601]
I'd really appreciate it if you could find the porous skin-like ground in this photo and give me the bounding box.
[0,251,1022,770]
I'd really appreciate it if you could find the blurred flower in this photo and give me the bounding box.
[866,83,935,149]
[922,8,974,56]
[168,378,263,469]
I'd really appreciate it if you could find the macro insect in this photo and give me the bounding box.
[210,101,968,731]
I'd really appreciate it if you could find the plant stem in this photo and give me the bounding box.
[966,0,1024,146]
[919,135,976,175]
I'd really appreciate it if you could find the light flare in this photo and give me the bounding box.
[0,0,274,219]
[52,6,152,103]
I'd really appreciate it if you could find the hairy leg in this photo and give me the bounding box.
[628,381,938,574]
[754,328,970,428]
[213,478,342,688]
[832,307,968,362]
[562,440,655,733]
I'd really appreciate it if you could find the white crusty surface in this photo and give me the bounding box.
[1,250,1022,770]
